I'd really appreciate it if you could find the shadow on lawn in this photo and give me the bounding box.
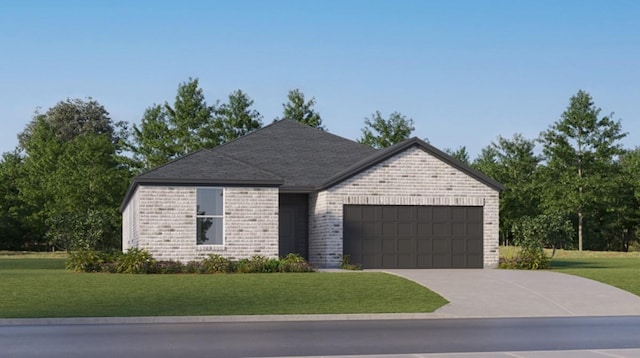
[550,259,608,269]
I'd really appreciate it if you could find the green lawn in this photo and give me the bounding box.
[500,247,640,297]
[0,256,447,318]
[549,249,640,297]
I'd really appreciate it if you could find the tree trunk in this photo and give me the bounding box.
[578,210,583,251]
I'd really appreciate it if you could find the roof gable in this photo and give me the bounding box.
[320,137,504,192]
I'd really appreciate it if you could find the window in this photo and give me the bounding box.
[196,188,224,245]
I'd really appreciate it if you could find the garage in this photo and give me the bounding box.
[343,205,483,269]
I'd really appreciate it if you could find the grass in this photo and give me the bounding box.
[0,254,448,318]
[500,246,640,297]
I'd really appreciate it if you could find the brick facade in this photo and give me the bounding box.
[123,186,278,262]
[308,146,500,268]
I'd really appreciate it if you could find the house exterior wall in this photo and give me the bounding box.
[122,186,279,262]
[308,146,500,268]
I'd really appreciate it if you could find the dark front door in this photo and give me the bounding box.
[343,205,483,269]
[278,194,309,260]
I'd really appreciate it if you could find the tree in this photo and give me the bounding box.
[18,98,126,149]
[280,89,325,130]
[473,134,542,245]
[444,146,471,165]
[539,90,627,250]
[358,111,415,149]
[0,150,38,250]
[217,89,263,143]
[130,78,218,170]
[18,99,130,251]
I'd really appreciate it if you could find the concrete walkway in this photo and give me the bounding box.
[382,269,640,318]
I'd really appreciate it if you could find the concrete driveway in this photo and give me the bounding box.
[383,269,640,318]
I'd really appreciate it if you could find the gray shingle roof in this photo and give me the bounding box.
[211,119,376,190]
[121,120,502,211]
[135,149,284,185]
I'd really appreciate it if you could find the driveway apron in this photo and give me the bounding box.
[382,269,640,318]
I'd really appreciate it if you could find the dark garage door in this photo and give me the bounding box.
[343,205,483,269]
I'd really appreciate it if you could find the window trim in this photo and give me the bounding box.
[195,187,225,246]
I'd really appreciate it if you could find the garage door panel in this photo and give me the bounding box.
[382,206,397,220]
[397,254,416,268]
[382,222,397,237]
[397,238,414,253]
[398,222,414,237]
[417,238,432,254]
[433,223,451,236]
[451,238,466,254]
[433,254,452,268]
[362,222,380,238]
[362,240,381,254]
[433,207,450,222]
[417,255,433,268]
[343,205,484,269]
[382,254,398,268]
[451,207,467,221]
[452,223,467,237]
[417,207,432,221]
[397,206,415,220]
[433,238,450,253]
[467,207,483,222]
[382,239,396,254]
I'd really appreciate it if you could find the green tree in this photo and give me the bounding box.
[217,89,263,143]
[444,146,470,165]
[18,99,130,251]
[280,89,325,130]
[358,111,415,149]
[473,134,542,245]
[0,150,39,250]
[130,78,217,170]
[539,90,626,250]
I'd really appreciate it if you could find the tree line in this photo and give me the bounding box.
[0,79,638,253]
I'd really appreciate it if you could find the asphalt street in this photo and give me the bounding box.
[2,316,640,358]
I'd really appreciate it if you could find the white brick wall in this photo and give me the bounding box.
[123,186,279,262]
[309,146,500,268]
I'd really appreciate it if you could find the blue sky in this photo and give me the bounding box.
[1,0,638,157]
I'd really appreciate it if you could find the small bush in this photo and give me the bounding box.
[200,254,234,274]
[66,249,105,272]
[154,260,185,274]
[184,261,204,274]
[236,255,280,273]
[116,248,156,274]
[279,253,315,272]
[340,255,362,270]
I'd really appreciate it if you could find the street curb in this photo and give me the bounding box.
[0,312,457,326]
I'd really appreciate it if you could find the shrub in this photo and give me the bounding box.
[116,248,156,274]
[154,260,185,274]
[507,216,551,270]
[184,261,204,274]
[279,253,315,272]
[236,255,280,273]
[66,249,105,272]
[200,254,234,274]
[340,255,362,270]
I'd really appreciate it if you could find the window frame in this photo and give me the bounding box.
[195,187,225,246]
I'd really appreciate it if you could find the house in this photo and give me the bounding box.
[121,119,503,268]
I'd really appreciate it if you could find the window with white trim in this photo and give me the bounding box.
[196,188,224,245]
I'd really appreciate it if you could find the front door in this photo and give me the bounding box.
[278,194,309,260]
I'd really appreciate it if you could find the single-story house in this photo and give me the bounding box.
[121,119,503,268]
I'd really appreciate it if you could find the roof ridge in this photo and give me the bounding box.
[216,151,283,180]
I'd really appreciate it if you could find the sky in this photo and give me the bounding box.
[1,0,638,158]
